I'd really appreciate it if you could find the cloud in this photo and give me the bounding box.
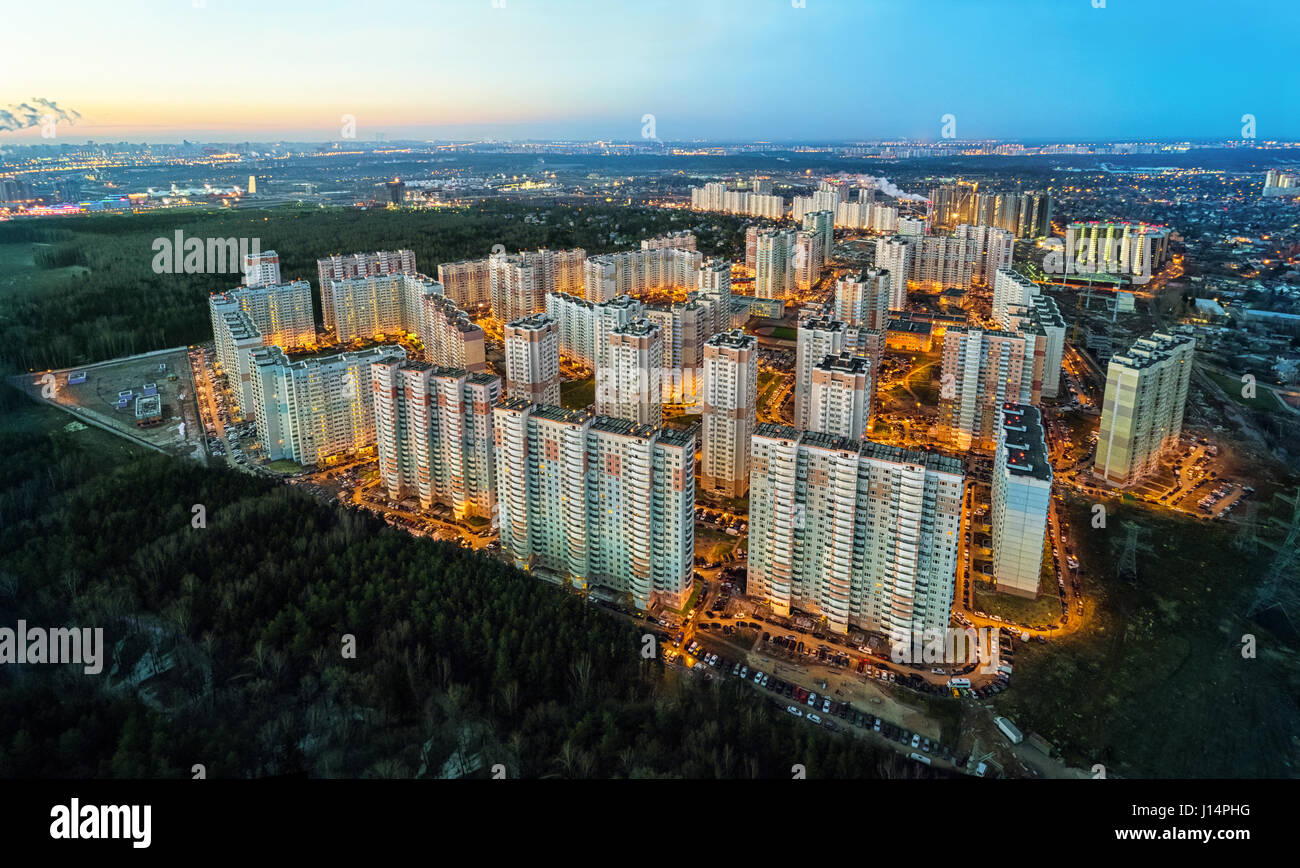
[0,98,82,132]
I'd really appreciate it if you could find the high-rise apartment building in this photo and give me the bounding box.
[991,403,1052,598]
[793,230,823,292]
[597,318,664,426]
[747,425,964,637]
[834,269,891,329]
[208,294,265,419]
[317,250,418,330]
[701,329,758,498]
[808,353,872,439]
[939,327,1039,451]
[755,228,797,299]
[545,291,644,370]
[641,231,697,251]
[1093,332,1194,486]
[323,272,443,344]
[250,344,406,465]
[795,316,886,430]
[1064,222,1170,284]
[874,235,913,308]
[371,359,500,520]
[436,258,493,312]
[582,246,702,302]
[210,279,316,353]
[421,294,487,373]
[802,209,835,265]
[493,403,695,610]
[992,267,1039,325]
[1006,295,1067,400]
[489,248,586,322]
[242,249,282,288]
[644,297,721,405]
[691,182,784,218]
[503,313,561,405]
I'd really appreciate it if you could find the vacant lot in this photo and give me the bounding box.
[992,492,1300,778]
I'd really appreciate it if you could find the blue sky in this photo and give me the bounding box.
[2,0,1297,142]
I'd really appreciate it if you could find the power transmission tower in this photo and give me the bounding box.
[1246,489,1300,635]
[1232,508,1259,555]
[1117,524,1140,582]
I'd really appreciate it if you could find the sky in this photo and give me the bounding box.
[2,0,1298,144]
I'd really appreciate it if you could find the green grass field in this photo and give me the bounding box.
[1205,370,1288,414]
[560,376,595,410]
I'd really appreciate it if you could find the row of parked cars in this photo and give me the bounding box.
[688,639,973,768]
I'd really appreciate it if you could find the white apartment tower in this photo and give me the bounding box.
[250,344,406,465]
[755,228,797,300]
[701,329,758,498]
[834,269,891,329]
[493,403,695,610]
[503,313,561,405]
[874,235,913,309]
[324,272,443,344]
[939,327,1039,451]
[808,353,873,440]
[1093,332,1194,486]
[242,249,282,288]
[747,426,964,637]
[598,318,664,426]
[991,403,1053,598]
[371,360,500,520]
[317,250,418,330]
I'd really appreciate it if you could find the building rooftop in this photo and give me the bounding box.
[753,422,964,475]
[506,312,556,330]
[998,402,1052,482]
[706,329,756,350]
[813,352,870,374]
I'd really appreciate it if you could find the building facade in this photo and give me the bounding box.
[503,313,561,405]
[493,403,695,610]
[1093,332,1194,486]
[747,425,964,637]
[991,403,1052,598]
[701,329,758,498]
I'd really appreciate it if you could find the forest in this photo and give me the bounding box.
[0,202,751,373]
[0,394,935,779]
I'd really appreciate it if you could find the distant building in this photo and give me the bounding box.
[251,344,406,465]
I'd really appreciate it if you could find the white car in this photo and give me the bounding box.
[786,706,803,717]
[911,733,921,749]
[738,666,748,679]
[753,670,764,683]
[807,714,822,725]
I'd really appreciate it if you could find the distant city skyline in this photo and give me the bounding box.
[3,0,1299,144]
